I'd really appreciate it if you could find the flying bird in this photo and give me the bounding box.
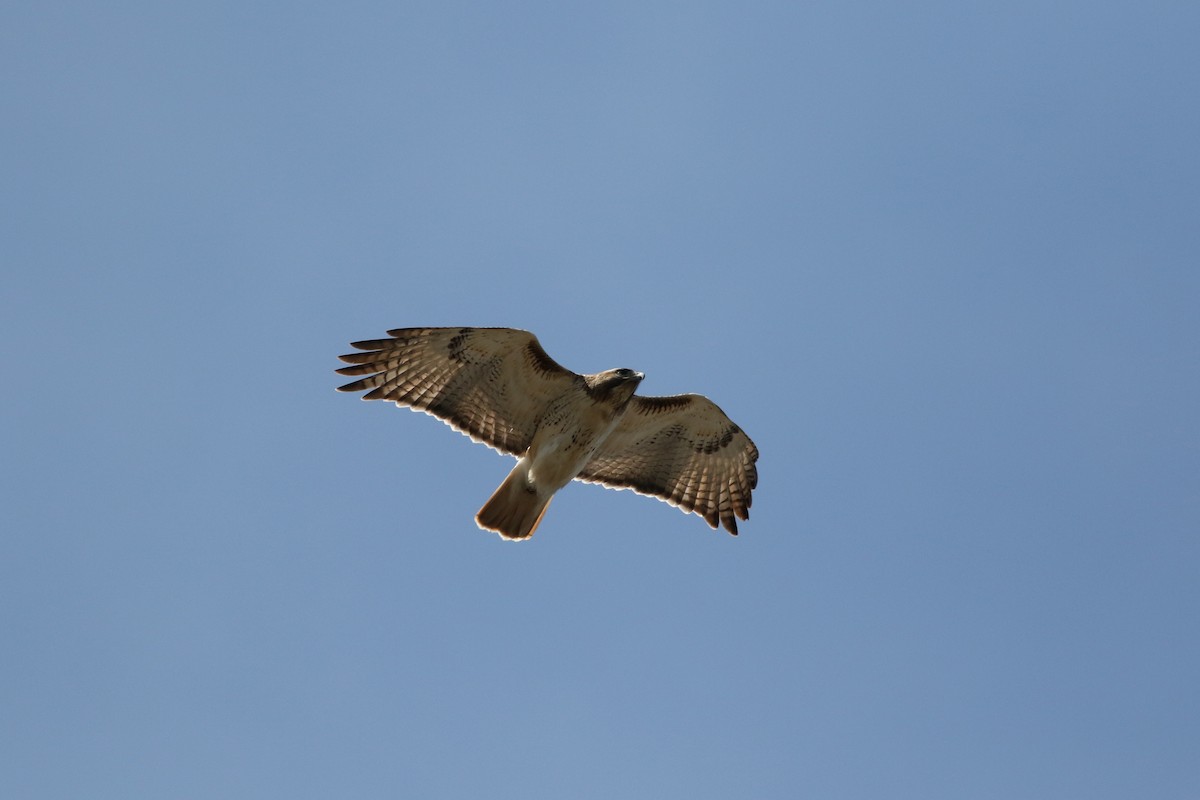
[335,327,758,540]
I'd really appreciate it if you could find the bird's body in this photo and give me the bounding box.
[525,387,628,489]
[475,368,641,537]
[336,327,757,540]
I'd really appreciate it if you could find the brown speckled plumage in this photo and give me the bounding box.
[336,327,758,538]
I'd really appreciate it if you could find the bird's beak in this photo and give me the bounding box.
[633,371,645,381]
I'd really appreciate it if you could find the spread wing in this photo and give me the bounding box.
[336,327,580,456]
[577,394,759,535]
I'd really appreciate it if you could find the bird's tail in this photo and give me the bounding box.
[475,460,552,540]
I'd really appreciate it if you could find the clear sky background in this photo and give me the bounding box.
[3,2,1198,798]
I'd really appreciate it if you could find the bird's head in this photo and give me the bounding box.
[586,368,644,404]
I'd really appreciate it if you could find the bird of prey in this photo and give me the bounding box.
[335,327,758,540]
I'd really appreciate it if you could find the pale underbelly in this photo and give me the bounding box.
[526,432,604,491]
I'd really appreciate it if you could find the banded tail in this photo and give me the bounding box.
[475,460,553,540]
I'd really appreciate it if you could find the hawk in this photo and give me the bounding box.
[336,327,758,540]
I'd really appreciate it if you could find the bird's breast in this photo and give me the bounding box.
[525,397,624,491]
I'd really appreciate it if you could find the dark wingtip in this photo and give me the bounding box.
[349,338,392,351]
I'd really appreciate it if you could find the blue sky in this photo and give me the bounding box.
[3,1,1198,797]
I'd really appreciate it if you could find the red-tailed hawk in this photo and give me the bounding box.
[336,327,758,540]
